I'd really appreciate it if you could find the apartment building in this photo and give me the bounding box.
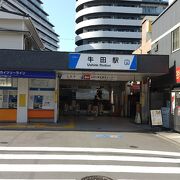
[0,0,59,51]
[75,0,168,54]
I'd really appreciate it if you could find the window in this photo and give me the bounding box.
[172,27,180,52]
[0,78,18,109]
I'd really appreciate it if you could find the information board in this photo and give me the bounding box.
[150,110,163,126]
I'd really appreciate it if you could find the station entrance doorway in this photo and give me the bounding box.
[58,71,142,122]
[59,80,127,117]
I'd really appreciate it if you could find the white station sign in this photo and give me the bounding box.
[69,53,137,71]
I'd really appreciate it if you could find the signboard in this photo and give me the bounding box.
[176,67,180,83]
[69,53,137,71]
[0,71,55,79]
[60,71,124,81]
[0,78,11,86]
[83,74,91,80]
[19,94,26,107]
[161,107,170,128]
[171,92,175,114]
[76,88,109,100]
[150,110,163,126]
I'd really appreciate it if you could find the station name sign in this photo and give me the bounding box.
[0,70,56,79]
[69,53,137,71]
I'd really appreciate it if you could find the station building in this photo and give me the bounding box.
[0,49,169,125]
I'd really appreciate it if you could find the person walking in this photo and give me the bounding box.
[93,95,99,116]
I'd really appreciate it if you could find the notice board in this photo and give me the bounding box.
[150,110,163,126]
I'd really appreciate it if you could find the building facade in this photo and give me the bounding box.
[151,0,180,68]
[0,9,44,50]
[151,0,180,131]
[0,0,59,51]
[75,0,168,54]
[0,50,168,124]
[133,16,157,54]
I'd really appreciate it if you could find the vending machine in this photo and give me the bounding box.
[174,106,180,132]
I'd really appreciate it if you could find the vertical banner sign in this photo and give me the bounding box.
[171,92,175,114]
[176,67,180,83]
[161,107,170,128]
[19,94,26,107]
[69,53,137,71]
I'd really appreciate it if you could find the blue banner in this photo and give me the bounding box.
[0,70,56,79]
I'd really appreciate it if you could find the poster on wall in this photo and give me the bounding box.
[19,94,26,107]
[176,67,180,83]
[161,107,170,129]
[150,110,163,126]
[43,96,54,109]
[171,92,175,115]
[28,91,55,110]
[0,95,3,101]
[33,96,43,109]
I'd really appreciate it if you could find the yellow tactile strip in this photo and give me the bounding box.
[0,120,75,129]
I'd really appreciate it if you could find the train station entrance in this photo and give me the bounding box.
[58,71,142,123]
[0,49,169,130]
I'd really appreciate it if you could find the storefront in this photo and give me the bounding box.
[170,66,180,131]
[0,70,56,123]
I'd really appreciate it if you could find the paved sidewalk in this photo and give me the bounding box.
[1,117,180,148]
[157,131,180,146]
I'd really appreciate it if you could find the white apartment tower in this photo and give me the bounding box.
[75,0,168,54]
[0,0,59,51]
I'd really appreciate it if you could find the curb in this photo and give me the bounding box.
[156,132,180,147]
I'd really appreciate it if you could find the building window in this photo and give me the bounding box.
[0,78,18,109]
[172,27,180,52]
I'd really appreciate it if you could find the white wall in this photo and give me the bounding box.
[0,32,24,49]
[0,19,24,49]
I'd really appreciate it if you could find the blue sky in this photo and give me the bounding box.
[43,0,76,52]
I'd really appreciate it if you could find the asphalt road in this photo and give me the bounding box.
[0,130,180,180]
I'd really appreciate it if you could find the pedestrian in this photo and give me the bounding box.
[93,95,99,116]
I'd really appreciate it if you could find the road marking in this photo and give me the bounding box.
[0,147,180,157]
[0,154,180,163]
[0,164,180,174]
[95,134,122,139]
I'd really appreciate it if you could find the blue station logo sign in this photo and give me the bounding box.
[69,53,137,71]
